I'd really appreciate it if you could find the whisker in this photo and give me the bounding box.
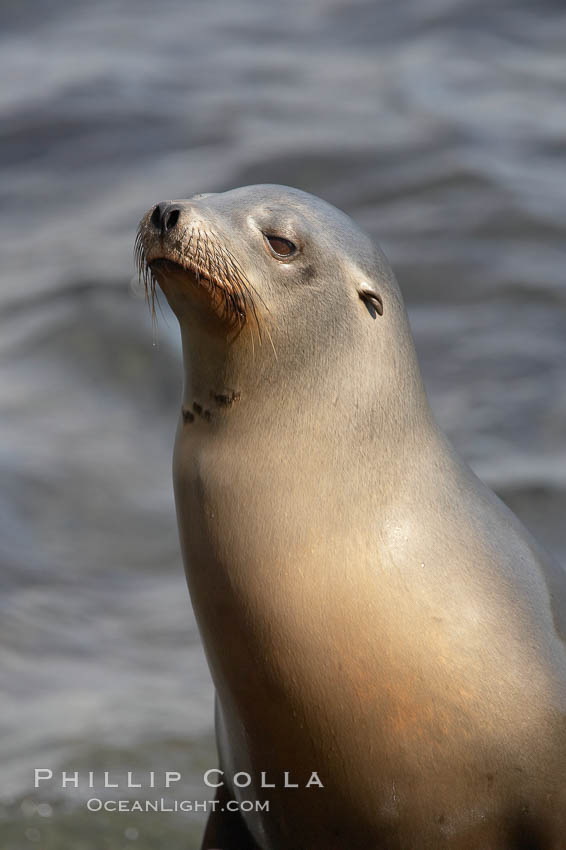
[134,220,262,340]
[264,322,278,361]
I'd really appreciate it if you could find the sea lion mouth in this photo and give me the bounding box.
[134,222,261,331]
[149,257,207,286]
[149,257,192,274]
[148,255,237,319]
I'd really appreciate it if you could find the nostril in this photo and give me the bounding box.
[150,202,167,230]
[150,202,181,234]
[164,208,180,231]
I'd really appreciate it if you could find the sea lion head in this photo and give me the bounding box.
[136,185,424,421]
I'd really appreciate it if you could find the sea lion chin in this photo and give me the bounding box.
[136,184,566,850]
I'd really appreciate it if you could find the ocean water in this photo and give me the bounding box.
[1,1,565,847]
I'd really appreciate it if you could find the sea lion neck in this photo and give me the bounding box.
[178,304,435,475]
[178,317,248,414]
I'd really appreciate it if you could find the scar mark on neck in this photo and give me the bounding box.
[183,401,212,423]
[212,390,241,408]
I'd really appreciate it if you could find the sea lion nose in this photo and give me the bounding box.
[150,202,182,234]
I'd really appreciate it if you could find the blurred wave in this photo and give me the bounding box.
[1,0,565,846]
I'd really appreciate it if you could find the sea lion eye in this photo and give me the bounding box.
[264,234,297,259]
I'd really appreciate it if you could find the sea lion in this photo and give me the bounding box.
[136,185,566,850]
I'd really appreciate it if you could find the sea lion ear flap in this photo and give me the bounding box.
[357,283,384,318]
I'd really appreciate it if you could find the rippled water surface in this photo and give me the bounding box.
[1,1,565,847]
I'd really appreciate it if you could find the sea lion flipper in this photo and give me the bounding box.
[200,783,262,850]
